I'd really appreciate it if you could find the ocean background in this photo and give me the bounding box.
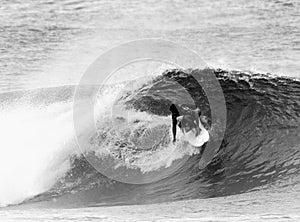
[0,0,299,221]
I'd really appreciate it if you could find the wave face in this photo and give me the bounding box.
[1,69,300,208]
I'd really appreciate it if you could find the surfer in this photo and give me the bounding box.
[169,104,202,143]
[169,104,181,143]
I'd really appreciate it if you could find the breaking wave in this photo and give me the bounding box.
[0,68,299,208]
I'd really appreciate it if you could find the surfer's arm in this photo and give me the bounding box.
[193,108,202,136]
[190,108,201,125]
[193,107,201,118]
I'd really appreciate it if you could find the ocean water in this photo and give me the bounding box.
[0,0,300,221]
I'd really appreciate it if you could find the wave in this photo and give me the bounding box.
[1,68,300,208]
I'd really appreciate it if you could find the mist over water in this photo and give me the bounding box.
[0,0,299,92]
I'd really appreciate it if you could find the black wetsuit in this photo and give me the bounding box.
[169,104,180,142]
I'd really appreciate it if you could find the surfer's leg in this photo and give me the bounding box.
[172,118,177,142]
